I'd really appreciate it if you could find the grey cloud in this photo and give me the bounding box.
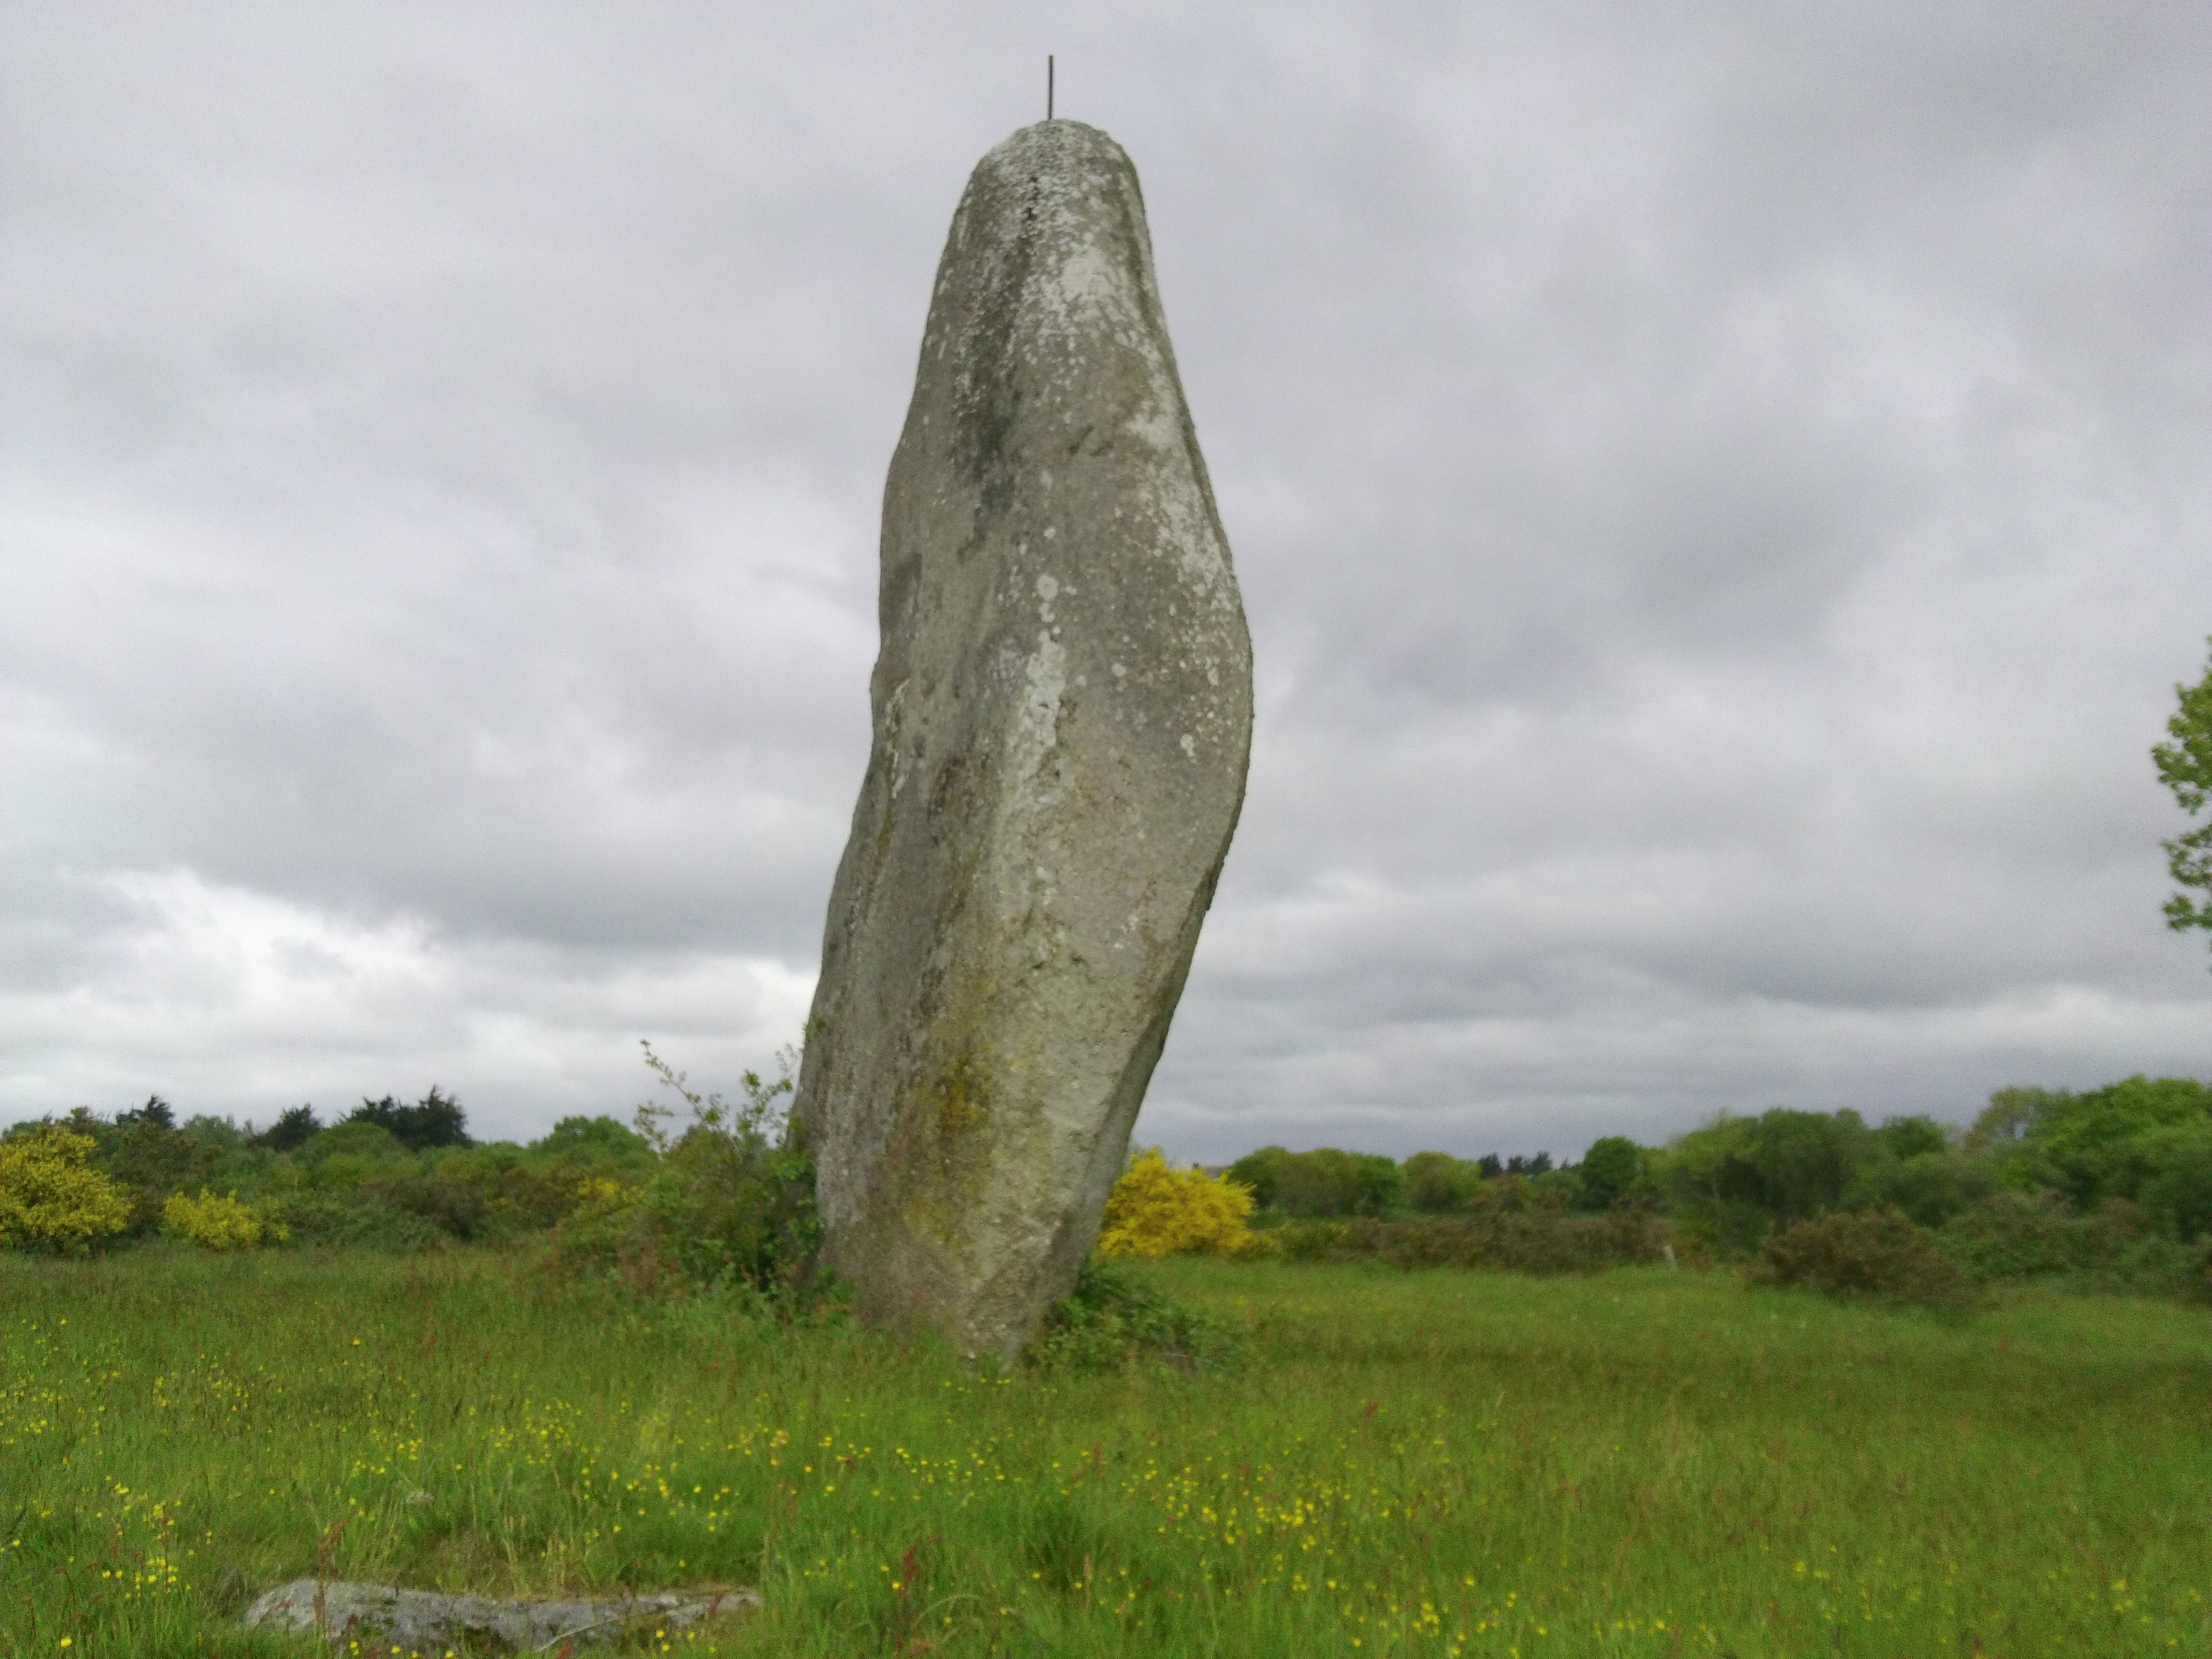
[4,3,2207,1157]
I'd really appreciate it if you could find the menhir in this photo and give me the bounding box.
[792,119,1252,1361]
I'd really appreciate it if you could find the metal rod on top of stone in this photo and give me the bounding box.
[1048,55,1055,119]
[791,121,1254,1364]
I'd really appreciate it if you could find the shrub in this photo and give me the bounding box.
[2125,1120,2212,1242]
[1271,1205,1670,1275]
[301,1120,408,1173]
[1934,1189,2196,1293]
[163,1189,284,1250]
[368,1169,490,1241]
[101,1114,220,1233]
[1096,1149,1262,1259]
[1031,1258,1246,1374]
[279,1193,451,1253]
[1939,1189,2082,1279]
[1850,1150,1995,1229]
[0,1128,132,1254]
[1756,1208,1969,1306]
[550,1042,824,1305]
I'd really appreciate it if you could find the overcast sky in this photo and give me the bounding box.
[5,3,2209,1160]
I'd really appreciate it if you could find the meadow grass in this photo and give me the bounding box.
[1,1247,2207,1657]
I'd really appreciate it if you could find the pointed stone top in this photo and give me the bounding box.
[954,121,1146,262]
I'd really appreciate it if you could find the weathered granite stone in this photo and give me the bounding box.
[241,1578,755,1647]
[794,119,1252,1362]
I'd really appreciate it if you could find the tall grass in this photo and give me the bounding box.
[2,1247,2207,1656]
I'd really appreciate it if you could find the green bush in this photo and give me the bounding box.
[550,1043,825,1305]
[1030,1258,1246,1374]
[1940,1183,2210,1297]
[279,1191,453,1252]
[1271,1204,1669,1276]
[300,1120,409,1179]
[1849,1149,1995,1229]
[2124,1120,2212,1242]
[100,1115,220,1233]
[1938,1189,2081,1279]
[1756,1208,1970,1307]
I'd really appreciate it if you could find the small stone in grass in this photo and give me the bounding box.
[241,1578,758,1647]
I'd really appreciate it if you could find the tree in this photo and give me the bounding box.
[254,1104,323,1153]
[1964,1087,2047,1152]
[1227,1145,1291,1211]
[2152,636,2212,952]
[535,1115,652,1163]
[1875,1115,1949,1160]
[1401,1151,1476,1213]
[1578,1136,1642,1210]
[115,1095,176,1130]
[347,1088,472,1152]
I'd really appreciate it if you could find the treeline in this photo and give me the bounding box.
[1229,1143,1593,1217]
[0,1048,827,1305]
[7,1067,2209,1303]
[1227,1075,2212,1296]
[1,1090,655,1251]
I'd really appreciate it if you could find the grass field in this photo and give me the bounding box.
[1,1249,2207,1658]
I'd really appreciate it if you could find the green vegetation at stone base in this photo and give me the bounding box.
[5,1250,2209,1658]
[1031,1256,1249,1374]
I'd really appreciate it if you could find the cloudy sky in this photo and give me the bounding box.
[5,3,2208,1160]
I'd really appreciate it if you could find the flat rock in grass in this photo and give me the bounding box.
[794,119,1252,1363]
[241,1578,756,1649]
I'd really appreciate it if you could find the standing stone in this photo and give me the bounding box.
[792,120,1252,1361]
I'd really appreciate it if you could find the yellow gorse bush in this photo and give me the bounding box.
[1096,1147,1264,1259]
[162,1189,285,1250]
[0,1127,131,1253]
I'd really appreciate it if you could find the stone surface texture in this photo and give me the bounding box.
[240,1578,755,1647]
[794,119,1252,1362]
